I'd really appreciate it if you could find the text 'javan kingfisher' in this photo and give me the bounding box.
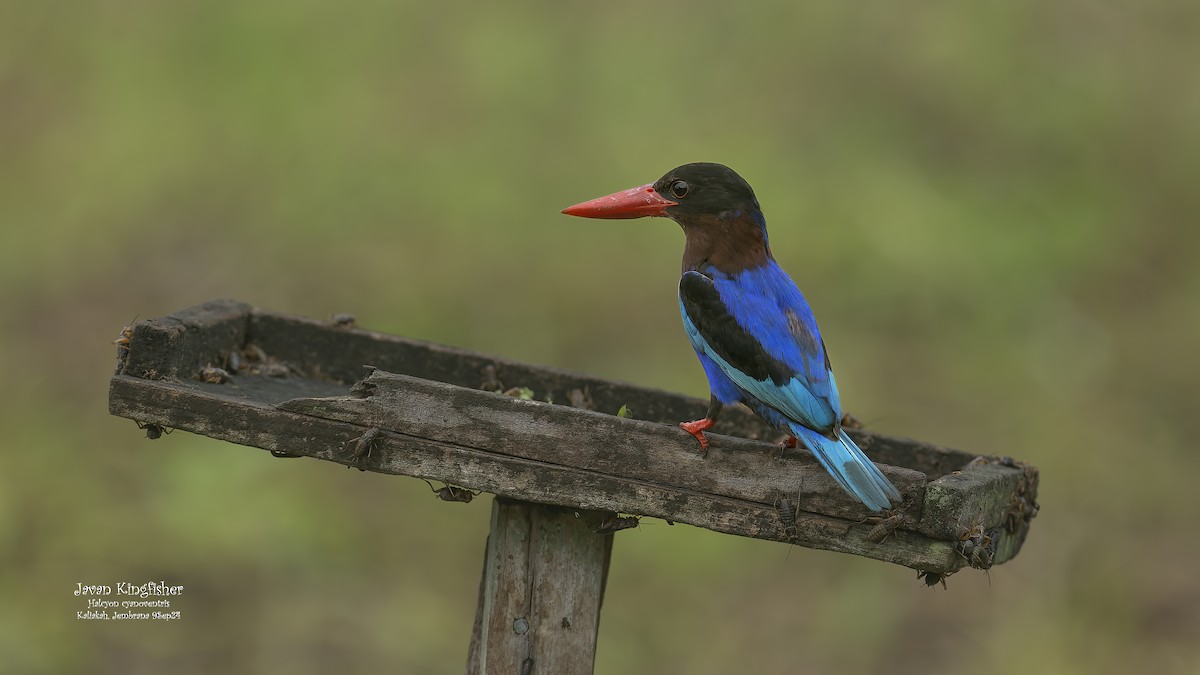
[562,163,901,512]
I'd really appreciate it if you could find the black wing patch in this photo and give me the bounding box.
[679,271,793,386]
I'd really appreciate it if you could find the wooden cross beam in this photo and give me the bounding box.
[107,299,1039,673]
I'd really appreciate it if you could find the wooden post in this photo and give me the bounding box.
[466,498,613,675]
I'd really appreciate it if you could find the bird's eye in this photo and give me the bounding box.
[669,180,689,199]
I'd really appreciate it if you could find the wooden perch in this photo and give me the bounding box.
[108,299,1038,576]
[109,299,1040,672]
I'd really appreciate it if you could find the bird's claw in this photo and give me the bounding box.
[679,418,715,454]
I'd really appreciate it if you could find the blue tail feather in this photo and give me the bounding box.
[791,426,901,512]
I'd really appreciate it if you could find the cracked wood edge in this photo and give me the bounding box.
[108,374,966,572]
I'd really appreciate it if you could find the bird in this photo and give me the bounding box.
[561,162,901,512]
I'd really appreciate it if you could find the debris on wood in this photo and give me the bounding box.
[107,299,1040,576]
[566,388,594,411]
[329,313,357,329]
[480,364,503,391]
[344,426,381,467]
[135,420,171,439]
[198,366,230,384]
[594,515,640,534]
[503,386,535,400]
[774,497,798,544]
[114,325,133,354]
[864,508,906,544]
[917,569,952,589]
[956,524,1000,570]
[424,480,480,503]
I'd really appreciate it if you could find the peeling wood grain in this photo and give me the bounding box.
[276,369,928,525]
[476,500,611,675]
[110,374,977,572]
[107,300,1038,575]
[119,298,251,381]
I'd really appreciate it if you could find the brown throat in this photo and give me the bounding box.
[680,213,772,274]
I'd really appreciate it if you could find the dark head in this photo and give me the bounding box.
[562,162,772,272]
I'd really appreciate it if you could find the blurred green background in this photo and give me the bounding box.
[3,1,1198,673]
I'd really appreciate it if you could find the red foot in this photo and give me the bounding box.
[679,418,715,449]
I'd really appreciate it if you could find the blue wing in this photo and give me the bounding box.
[679,264,900,511]
[679,263,839,431]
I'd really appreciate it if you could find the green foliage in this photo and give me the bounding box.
[2,1,1199,673]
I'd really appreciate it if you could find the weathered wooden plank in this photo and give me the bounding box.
[276,369,928,525]
[475,499,611,675]
[109,374,971,572]
[243,309,977,479]
[272,369,1037,565]
[116,301,978,478]
[107,300,1039,575]
[119,298,251,381]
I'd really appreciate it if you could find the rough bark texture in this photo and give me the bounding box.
[468,499,612,675]
[108,299,1039,577]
